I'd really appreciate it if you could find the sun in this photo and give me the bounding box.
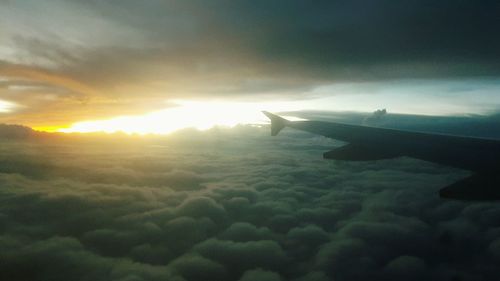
[53,100,304,135]
[0,100,16,113]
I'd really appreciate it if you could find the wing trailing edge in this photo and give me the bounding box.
[323,144,401,161]
[439,173,500,200]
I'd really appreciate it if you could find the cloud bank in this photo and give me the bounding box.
[0,125,499,280]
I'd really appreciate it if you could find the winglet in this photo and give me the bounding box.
[262,111,289,136]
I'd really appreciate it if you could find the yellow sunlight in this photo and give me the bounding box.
[53,100,304,134]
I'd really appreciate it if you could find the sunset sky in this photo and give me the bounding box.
[1,0,499,133]
[3,2,500,281]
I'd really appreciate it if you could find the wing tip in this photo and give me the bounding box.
[262,111,288,136]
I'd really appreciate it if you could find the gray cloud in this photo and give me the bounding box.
[0,124,499,280]
[168,254,227,281]
[384,255,428,281]
[238,268,282,281]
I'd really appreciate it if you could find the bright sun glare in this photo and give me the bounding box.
[55,100,304,134]
[0,100,16,113]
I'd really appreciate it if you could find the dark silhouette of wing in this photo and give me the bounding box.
[263,111,500,200]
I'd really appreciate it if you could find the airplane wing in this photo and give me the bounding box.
[263,111,500,200]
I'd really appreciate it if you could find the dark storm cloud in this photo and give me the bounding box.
[1,0,499,125]
[56,0,500,79]
[192,0,500,77]
[1,124,500,280]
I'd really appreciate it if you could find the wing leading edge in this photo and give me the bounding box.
[263,111,500,200]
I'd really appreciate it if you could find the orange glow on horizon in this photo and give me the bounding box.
[32,125,70,133]
[34,100,305,135]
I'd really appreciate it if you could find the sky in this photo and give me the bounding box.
[2,3,500,280]
[1,125,500,281]
[0,0,500,132]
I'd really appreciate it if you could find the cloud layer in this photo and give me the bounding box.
[0,125,499,280]
[1,1,500,125]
